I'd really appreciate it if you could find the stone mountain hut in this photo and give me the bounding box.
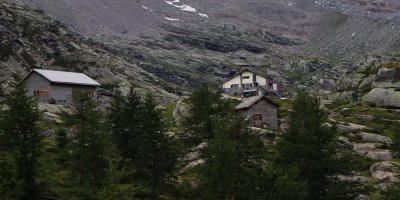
[23,69,101,105]
[235,95,279,128]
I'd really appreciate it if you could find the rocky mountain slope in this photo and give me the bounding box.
[0,1,177,103]
[13,0,400,95]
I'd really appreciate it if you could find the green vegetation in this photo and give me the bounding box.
[274,90,361,200]
[1,80,400,199]
[0,74,43,198]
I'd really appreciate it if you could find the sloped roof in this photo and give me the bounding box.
[235,95,279,109]
[27,69,101,86]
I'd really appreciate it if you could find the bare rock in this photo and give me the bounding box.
[371,68,400,88]
[370,161,400,185]
[362,88,400,108]
[352,143,380,154]
[336,122,374,133]
[43,112,62,123]
[366,150,392,160]
[356,132,392,143]
[359,74,376,88]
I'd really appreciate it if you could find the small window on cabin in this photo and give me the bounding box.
[253,114,262,120]
[242,76,250,79]
[231,84,239,88]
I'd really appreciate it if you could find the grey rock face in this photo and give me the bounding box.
[362,88,400,108]
[359,75,376,88]
[370,161,400,187]
[372,68,400,88]
[366,150,392,161]
[356,132,392,143]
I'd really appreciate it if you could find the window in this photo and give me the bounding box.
[242,83,252,88]
[231,84,239,88]
[253,114,262,120]
[242,76,250,79]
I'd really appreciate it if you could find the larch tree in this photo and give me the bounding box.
[274,90,360,200]
[0,74,42,199]
[63,91,108,198]
[108,87,142,162]
[135,93,178,199]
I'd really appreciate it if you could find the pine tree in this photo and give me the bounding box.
[135,93,178,199]
[0,74,42,198]
[199,114,266,200]
[55,128,68,154]
[63,91,108,197]
[274,90,359,200]
[181,83,227,148]
[108,87,142,161]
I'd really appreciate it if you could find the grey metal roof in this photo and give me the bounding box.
[32,69,101,86]
[235,95,279,109]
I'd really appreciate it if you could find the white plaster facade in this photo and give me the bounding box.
[222,69,269,96]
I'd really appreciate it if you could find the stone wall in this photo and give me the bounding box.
[239,99,278,128]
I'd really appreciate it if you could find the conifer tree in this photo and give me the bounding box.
[0,74,42,198]
[63,92,108,197]
[274,90,359,200]
[181,83,227,148]
[135,93,178,199]
[199,114,266,200]
[108,87,142,161]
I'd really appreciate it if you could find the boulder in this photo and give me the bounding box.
[336,122,373,133]
[371,68,400,88]
[352,143,380,154]
[370,161,400,185]
[366,150,392,160]
[43,112,62,123]
[356,132,392,143]
[359,74,376,88]
[362,88,400,108]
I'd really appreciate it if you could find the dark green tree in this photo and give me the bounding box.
[55,128,69,153]
[63,92,108,198]
[0,74,42,198]
[108,87,142,161]
[199,114,266,200]
[274,90,359,200]
[181,83,227,148]
[135,93,178,199]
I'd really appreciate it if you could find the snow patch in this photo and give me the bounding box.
[288,2,292,6]
[142,6,148,10]
[174,4,196,12]
[199,13,208,18]
[165,17,179,21]
[165,0,196,13]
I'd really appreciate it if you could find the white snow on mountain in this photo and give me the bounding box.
[165,17,179,21]
[165,0,196,13]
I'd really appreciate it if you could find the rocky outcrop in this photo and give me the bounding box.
[356,132,392,143]
[371,68,400,88]
[370,161,400,188]
[361,68,400,108]
[362,88,400,108]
